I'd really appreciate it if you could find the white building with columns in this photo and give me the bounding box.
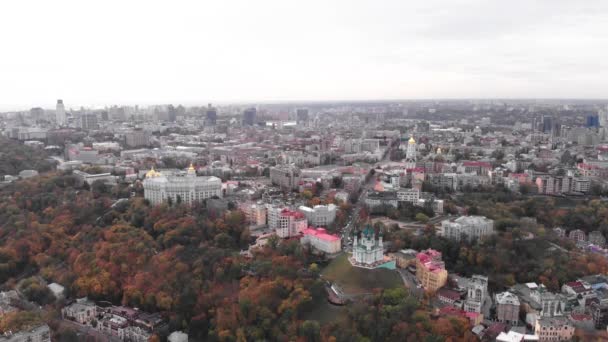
[143,165,222,205]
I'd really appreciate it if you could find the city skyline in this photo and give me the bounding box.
[2,0,608,110]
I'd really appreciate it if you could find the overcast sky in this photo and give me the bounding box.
[1,0,608,110]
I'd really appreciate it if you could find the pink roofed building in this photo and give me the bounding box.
[415,249,448,292]
[300,227,341,254]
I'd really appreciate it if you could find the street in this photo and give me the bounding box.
[341,144,395,247]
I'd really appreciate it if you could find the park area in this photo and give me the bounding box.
[321,253,403,295]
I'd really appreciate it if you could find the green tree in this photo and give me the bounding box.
[415,213,429,223]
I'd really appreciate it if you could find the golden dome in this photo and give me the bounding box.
[408,136,416,144]
[145,167,161,178]
[188,163,195,171]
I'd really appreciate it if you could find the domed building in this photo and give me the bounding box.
[350,225,385,268]
[143,164,222,205]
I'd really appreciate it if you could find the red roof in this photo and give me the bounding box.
[578,163,598,170]
[280,208,305,219]
[437,288,461,301]
[570,313,592,321]
[302,227,340,242]
[463,161,492,168]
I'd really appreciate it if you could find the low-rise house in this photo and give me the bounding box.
[568,313,594,331]
[589,230,606,247]
[47,282,65,300]
[510,283,567,326]
[495,291,521,326]
[463,275,488,313]
[437,288,462,308]
[534,317,574,342]
[568,229,586,243]
[0,324,51,342]
[62,298,97,325]
[392,249,417,269]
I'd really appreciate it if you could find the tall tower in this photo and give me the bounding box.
[243,107,256,126]
[405,136,417,169]
[56,99,66,126]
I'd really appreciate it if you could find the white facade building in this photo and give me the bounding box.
[143,165,222,205]
[464,275,488,313]
[301,228,341,254]
[276,209,308,238]
[56,99,66,126]
[298,204,337,227]
[397,188,420,203]
[440,216,495,242]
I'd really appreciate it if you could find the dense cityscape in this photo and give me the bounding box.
[0,100,608,340]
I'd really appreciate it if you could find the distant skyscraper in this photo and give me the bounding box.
[587,114,600,128]
[296,108,309,124]
[167,104,177,122]
[206,103,217,125]
[243,107,256,126]
[542,115,553,133]
[599,110,608,128]
[56,99,66,126]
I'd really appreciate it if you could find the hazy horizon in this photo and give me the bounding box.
[2,0,608,110]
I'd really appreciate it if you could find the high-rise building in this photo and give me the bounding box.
[587,114,600,128]
[269,164,300,190]
[296,108,309,124]
[56,99,66,126]
[125,130,150,148]
[167,104,177,122]
[405,136,417,169]
[79,113,99,130]
[542,115,553,133]
[30,107,45,121]
[275,209,307,238]
[206,103,217,125]
[243,107,256,126]
[599,110,608,128]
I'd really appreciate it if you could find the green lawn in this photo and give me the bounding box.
[302,297,347,324]
[321,253,403,295]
